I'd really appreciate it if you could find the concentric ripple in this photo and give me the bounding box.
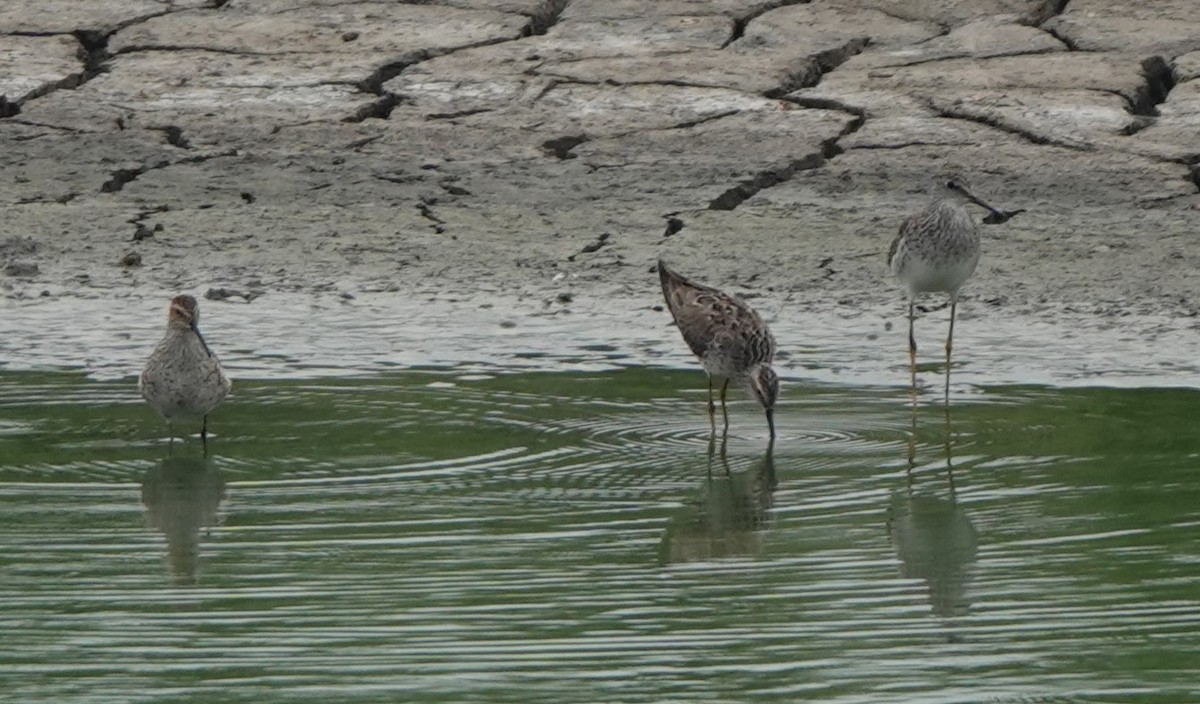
[1,370,1199,703]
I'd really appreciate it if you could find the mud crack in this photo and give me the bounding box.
[1029,0,1072,26]
[99,149,238,193]
[927,97,1094,151]
[1129,56,1176,116]
[350,26,550,123]
[524,0,571,36]
[722,0,812,49]
[344,94,403,123]
[707,153,824,210]
[543,134,586,159]
[1,15,175,117]
[157,124,191,149]
[763,38,869,98]
[1042,23,1079,51]
[706,106,864,210]
[0,32,98,117]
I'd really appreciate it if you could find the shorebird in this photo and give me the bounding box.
[888,174,1009,390]
[658,259,778,438]
[140,294,231,448]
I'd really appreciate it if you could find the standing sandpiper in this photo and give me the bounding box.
[140,295,231,448]
[658,259,779,438]
[888,174,1009,391]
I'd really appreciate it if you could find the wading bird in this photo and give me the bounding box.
[140,295,231,449]
[658,259,778,438]
[888,174,1014,391]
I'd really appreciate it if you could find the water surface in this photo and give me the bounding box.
[1,369,1198,702]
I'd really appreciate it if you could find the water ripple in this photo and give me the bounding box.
[1,373,1199,702]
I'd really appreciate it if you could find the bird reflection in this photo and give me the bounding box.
[659,432,777,564]
[141,455,226,585]
[888,396,977,625]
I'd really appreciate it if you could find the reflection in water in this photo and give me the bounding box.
[141,455,226,585]
[660,433,777,564]
[889,398,978,622]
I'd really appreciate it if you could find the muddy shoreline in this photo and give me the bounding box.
[3,1,1199,386]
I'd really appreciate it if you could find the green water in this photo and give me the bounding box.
[1,369,1199,703]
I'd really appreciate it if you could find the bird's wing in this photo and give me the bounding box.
[659,262,774,366]
[888,213,925,272]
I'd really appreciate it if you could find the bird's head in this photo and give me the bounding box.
[937,173,1005,220]
[747,363,779,438]
[167,295,200,331]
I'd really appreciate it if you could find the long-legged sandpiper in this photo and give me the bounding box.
[658,259,778,438]
[140,295,231,448]
[888,175,1009,391]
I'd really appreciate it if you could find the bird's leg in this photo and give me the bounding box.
[201,415,209,456]
[944,389,956,496]
[720,379,730,432]
[707,377,716,431]
[945,299,956,402]
[907,387,917,483]
[908,299,918,395]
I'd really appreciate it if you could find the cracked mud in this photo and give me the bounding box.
[2,0,1200,386]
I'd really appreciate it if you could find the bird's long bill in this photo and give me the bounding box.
[191,321,215,358]
[766,408,776,439]
[963,188,1005,218]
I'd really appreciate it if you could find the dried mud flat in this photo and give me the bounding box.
[2,0,1199,385]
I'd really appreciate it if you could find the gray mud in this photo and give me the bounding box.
[3,1,1200,386]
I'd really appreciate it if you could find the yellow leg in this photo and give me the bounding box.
[944,387,956,495]
[907,386,917,482]
[720,379,730,432]
[945,299,956,402]
[908,299,918,395]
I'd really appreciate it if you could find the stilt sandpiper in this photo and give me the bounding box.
[658,259,778,438]
[140,294,231,448]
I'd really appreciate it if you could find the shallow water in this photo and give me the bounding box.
[2,368,1198,703]
[4,292,1200,388]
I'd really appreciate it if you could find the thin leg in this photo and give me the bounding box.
[944,390,956,496]
[908,299,918,395]
[202,415,209,456]
[707,377,716,431]
[945,299,956,401]
[905,383,917,489]
[719,426,731,477]
[719,379,730,431]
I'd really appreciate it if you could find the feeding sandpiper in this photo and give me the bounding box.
[658,259,779,438]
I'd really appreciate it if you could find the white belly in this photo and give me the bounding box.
[896,250,979,296]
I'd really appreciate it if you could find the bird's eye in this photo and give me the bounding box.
[945,180,958,190]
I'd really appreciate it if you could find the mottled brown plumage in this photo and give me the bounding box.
[658,259,778,438]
